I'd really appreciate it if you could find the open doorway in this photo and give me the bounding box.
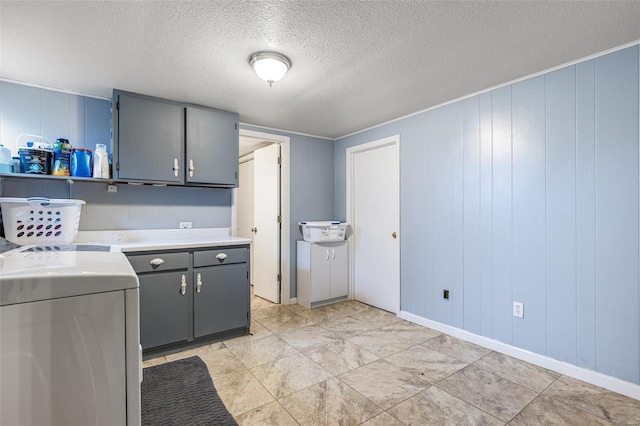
[232,129,291,305]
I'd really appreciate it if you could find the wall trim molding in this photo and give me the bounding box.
[0,78,111,101]
[400,310,640,401]
[239,121,334,141]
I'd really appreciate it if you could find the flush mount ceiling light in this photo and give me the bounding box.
[249,51,291,87]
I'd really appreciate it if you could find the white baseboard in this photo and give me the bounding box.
[286,297,297,305]
[400,310,640,401]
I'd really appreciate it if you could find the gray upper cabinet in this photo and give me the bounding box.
[113,90,239,187]
[186,107,239,186]
[115,92,183,183]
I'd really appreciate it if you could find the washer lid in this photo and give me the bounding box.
[0,251,138,306]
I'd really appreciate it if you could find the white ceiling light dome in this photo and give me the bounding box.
[249,52,291,87]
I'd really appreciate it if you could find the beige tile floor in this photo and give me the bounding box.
[144,291,640,425]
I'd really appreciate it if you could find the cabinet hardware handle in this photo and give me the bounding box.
[180,274,187,295]
[216,253,228,261]
[196,273,203,294]
[149,258,165,267]
[325,249,330,260]
[173,158,180,177]
[189,159,195,177]
[332,249,335,259]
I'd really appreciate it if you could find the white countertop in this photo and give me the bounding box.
[74,228,251,252]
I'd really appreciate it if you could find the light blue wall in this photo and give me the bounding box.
[0,81,111,155]
[1,178,232,230]
[335,45,640,385]
[241,125,335,298]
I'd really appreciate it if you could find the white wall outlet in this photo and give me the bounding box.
[513,301,524,319]
[107,184,118,193]
[179,221,192,229]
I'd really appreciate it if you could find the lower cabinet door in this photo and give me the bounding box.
[309,243,332,303]
[193,263,249,338]
[139,271,189,349]
[330,242,349,298]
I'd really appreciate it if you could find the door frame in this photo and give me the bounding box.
[346,134,401,313]
[232,128,291,305]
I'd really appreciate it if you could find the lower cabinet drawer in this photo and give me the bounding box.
[193,247,248,267]
[139,271,189,349]
[127,252,189,273]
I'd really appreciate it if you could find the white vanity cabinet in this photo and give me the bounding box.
[297,240,348,308]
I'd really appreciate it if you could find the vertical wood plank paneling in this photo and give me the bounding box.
[491,86,513,344]
[479,92,494,337]
[42,90,70,144]
[423,112,436,319]
[69,95,86,147]
[512,76,547,354]
[463,96,482,333]
[431,104,460,325]
[545,66,577,364]
[1,82,42,154]
[86,97,112,147]
[452,103,465,329]
[595,46,640,384]
[401,120,428,315]
[575,59,597,370]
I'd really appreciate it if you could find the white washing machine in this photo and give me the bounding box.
[0,244,141,426]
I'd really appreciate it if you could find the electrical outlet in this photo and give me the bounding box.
[107,184,118,193]
[513,301,524,318]
[443,289,450,300]
[179,221,192,229]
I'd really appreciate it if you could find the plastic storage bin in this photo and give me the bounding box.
[16,134,54,175]
[299,221,348,243]
[0,197,85,244]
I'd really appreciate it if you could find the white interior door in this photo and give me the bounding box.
[237,159,255,285]
[350,137,400,313]
[253,144,281,303]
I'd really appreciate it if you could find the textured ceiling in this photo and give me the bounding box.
[1,1,640,139]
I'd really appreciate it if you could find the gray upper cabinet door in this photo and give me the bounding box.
[186,106,239,186]
[115,92,183,183]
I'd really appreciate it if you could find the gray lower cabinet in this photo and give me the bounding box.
[127,245,250,353]
[139,270,189,349]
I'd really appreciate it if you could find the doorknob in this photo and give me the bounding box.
[392,232,397,239]
[251,227,257,234]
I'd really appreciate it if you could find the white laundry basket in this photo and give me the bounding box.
[0,197,85,244]
[298,221,348,243]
